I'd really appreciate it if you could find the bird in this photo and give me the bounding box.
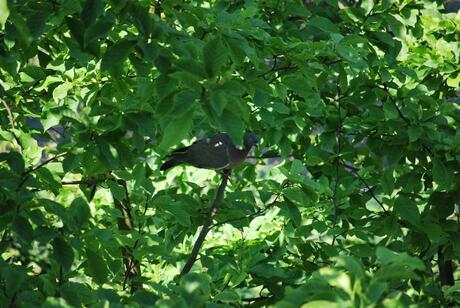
[160,132,259,171]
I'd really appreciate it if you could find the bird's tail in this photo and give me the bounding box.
[160,158,182,171]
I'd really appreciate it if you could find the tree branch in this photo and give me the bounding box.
[377,78,433,156]
[61,177,107,186]
[0,98,23,152]
[114,180,142,293]
[16,152,67,191]
[332,98,342,246]
[23,152,67,176]
[180,170,230,276]
[438,244,454,287]
[342,163,389,214]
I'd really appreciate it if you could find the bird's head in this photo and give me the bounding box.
[243,132,259,149]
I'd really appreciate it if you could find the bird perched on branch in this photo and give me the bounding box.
[160,132,259,171]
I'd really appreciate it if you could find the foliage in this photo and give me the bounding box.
[0,0,459,306]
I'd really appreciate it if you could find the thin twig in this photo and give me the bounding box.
[332,97,342,246]
[342,163,389,214]
[0,98,23,152]
[61,177,107,186]
[376,74,433,155]
[241,296,272,302]
[0,98,17,129]
[16,152,67,190]
[1,229,9,249]
[180,170,230,276]
[23,152,67,176]
[114,179,141,292]
[121,198,150,291]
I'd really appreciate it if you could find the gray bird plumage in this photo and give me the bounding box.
[160,132,259,171]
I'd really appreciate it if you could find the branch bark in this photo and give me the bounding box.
[180,170,230,276]
[438,246,454,287]
[17,152,67,191]
[0,98,23,152]
[113,180,142,293]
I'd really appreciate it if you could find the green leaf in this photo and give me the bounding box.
[52,82,72,101]
[1,266,26,297]
[219,109,244,147]
[86,249,109,284]
[155,195,191,227]
[394,195,420,225]
[283,201,301,226]
[131,290,159,306]
[290,159,304,177]
[428,192,455,219]
[164,203,191,227]
[84,18,114,47]
[381,169,394,195]
[209,89,228,116]
[214,290,240,303]
[423,222,447,242]
[171,90,198,117]
[432,158,453,190]
[0,0,10,29]
[61,282,96,306]
[42,112,61,131]
[303,302,339,308]
[0,151,25,174]
[101,39,137,72]
[41,199,78,231]
[309,16,339,33]
[367,281,388,303]
[63,152,82,173]
[376,247,424,270]
[52,237,74,270]
[158,111,193,152]
[333,255,365,279]
[203,36,228,77]
[12,215,34,243]
[81,0,103,26]
[407,126,422,142]
[383,101,399,120]
[42,297,72,307]
[283,187,310,207]
[97,139,119,169]
[70,197,91,226]
[447,73,460,88]
[108,181,125,201]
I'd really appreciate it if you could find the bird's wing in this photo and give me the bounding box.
[180,133,231,169]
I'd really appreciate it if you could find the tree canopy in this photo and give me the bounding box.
[0,0,459,306]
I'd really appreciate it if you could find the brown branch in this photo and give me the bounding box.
[0,98,22,152]
[120,198,151,290]
[438,246,454,286]
[180,170,230,276]
[0,229,9,252]
[0,98,17,129]
[16,152,67,190]
[23,152,67,176]
[377,78,433,156]
[61,177,107,186]
[113,180,141,292]
[342,163,389,214]
[332,98,342,246]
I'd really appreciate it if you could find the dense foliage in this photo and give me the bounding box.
[0,0,459,306]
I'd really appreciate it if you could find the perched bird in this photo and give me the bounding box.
[160,132,259,171]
